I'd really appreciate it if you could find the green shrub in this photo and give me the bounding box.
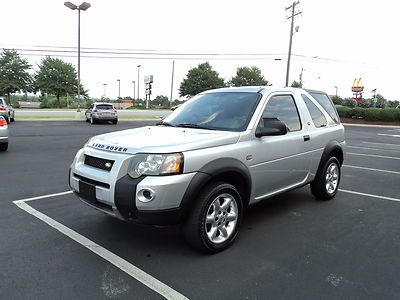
[363,108,381,121]
[336,106,353,118]
[379,109,400,122]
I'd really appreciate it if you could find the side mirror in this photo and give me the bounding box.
[255,118,288,137]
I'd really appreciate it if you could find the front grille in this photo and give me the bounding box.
[84,155,114,171]
[73,173,110,189]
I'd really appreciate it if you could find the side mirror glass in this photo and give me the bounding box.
[255,118,288,137]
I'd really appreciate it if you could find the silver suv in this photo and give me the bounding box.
[85,102,118,124]
[0,97,15,124]
[70,87,345,252]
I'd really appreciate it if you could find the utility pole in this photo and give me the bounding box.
[285,1,301,87]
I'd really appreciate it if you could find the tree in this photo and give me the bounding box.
[152,95,170,107]
[331,95,343,105]
[179,62,225,97]
[0,49,32,101]
[290,80,302,88]
[230,66,268,87]
[34,57,87,103]
[375,94,387,108]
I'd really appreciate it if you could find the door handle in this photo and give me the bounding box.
[303,135,310,141]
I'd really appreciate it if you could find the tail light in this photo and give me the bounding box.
[93,109,98,112]
[0,118,7,126]
[0,107,6,111]
[112,109,117,113]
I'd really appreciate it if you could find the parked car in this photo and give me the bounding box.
[0,116,9,151]
[70,87,345,252]
[85,103,118,124]
[0,97,15,124]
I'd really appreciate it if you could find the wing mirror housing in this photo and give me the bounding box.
[255,118,288,137]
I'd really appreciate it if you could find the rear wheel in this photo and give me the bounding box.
[10,114,14,122]
[311,156,341,200]
[113,118,118,125]
[183,182,243,253]
[0,142,8,152]
[90,116,96,124]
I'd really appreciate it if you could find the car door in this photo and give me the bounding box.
[250,93,310,201]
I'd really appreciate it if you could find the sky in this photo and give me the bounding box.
[2,0,399,101]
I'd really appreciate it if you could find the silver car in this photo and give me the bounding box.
[70,87,345,252]
[0,116,9,151]
[85,102,118,124]
[0,97,15,124]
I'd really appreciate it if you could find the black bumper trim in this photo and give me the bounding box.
[114,175,145,219]
[135,208,182,225]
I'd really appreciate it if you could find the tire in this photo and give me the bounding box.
[183,182,243,253]
[0,142,8,152]
[113,118,118,125]
[311,156,341,200]
[90,116,96,124]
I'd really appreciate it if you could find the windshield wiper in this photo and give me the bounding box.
[155,121,175,127]
[175,123,215,130]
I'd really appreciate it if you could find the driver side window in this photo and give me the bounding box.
[259,95,302,132]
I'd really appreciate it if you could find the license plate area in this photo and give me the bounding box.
[79,180,96,204]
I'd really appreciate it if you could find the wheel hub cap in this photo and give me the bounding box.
[325,163,339,194]
[205,193,238,244]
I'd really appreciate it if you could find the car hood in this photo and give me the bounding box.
[87,126,240,154]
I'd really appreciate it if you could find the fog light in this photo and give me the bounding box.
[137,189,155,203]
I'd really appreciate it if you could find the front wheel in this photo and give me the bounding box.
[311,156,341,200]
[183,182,243,253]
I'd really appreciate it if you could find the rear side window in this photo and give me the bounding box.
[308,92,339,124]
[302,95,327,128]
[262,95,301,132]
[96,104,113,110]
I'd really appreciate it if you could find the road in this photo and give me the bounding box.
[1,122,400,299]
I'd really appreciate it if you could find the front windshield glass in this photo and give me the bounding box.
[163,92,261,131]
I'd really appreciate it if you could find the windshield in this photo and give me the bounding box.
[163,92,261,131]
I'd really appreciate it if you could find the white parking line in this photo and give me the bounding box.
[347,152,400,160]
[339,189,400,202]
[13,195,188,300]
[378,133,400,138]
[347,145,400,152]
[343,165,400,175]
[13,191,73,204]
[362,141,400,147]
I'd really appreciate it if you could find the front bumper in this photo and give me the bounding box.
[69,147,195,225]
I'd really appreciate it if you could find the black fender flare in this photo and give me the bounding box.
[179,158,252,220]
[315,140,344,178]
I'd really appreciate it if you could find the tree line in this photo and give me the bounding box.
[0,49,87,106]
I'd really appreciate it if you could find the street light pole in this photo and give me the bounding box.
[170,60,175,107]
[132,81,136,100]
[334,86,338,97]
[117,79,121,98]
[137,65,141,100]
[64,2,91,102]
[103,83,107,98]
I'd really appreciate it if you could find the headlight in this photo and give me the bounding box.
[128,153,184,178]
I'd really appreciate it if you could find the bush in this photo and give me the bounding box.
[336,106,352,118]
[343,98,356,107]
[336,107,400,122]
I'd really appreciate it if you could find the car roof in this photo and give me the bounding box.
[93,102,114,106]
[202,86,312,95]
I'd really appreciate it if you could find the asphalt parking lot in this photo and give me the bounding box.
[1,121,399,299]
